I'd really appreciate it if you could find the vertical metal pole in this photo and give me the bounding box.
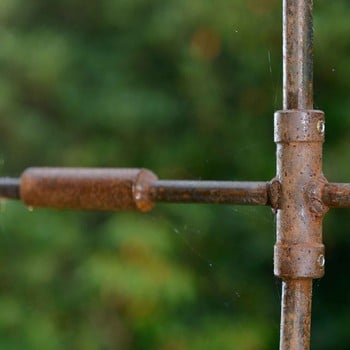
[283,0,313,110]
[281,0,314,348]
[276,1,327,349]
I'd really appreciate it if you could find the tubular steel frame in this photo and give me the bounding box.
[1,1,349,348]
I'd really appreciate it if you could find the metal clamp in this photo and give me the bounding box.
[274,109,327,280]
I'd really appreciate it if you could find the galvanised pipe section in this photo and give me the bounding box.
[276,1,327,349]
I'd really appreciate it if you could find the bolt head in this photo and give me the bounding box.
[317,120,325,134]
[317,254,325,267]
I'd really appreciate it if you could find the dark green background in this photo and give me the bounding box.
[0,0,349,348]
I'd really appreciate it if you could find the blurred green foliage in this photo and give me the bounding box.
[0,0,349,348]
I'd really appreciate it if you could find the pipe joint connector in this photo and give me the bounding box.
[274,109,327,280]
[274,243,325,279]
[274,110,325,143]
[304,178,329,217]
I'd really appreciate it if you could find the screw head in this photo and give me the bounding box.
[317,254,325,267]
[317,120,325,134]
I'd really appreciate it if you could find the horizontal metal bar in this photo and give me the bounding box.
[0,168,270,210]
[322,183,350,208]
[0,177,20,199]
[19,167,157,212]
[5,170,350,210]
[149,180,269,205]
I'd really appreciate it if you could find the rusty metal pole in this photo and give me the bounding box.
[0,168,271,210]
[275,0,327,349]
[283,0,313,110]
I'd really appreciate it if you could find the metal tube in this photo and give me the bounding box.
[276,1,321,349]
[274,113,326,350]
[274,111,326,278]
[280,279,313,349]
[0,178,20,199]
[20,167,158,212]
[149,180,268,205]
[0,168,271,210]
[322,183,350,208]
[283,0,313,110]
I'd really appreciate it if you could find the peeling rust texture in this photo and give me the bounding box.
[149,180,268,205]
[283,0,313,110]
[20,168,158,212]
[322,183,350,208]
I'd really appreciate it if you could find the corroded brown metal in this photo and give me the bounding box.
[150,180,269,205]
[17,174,350,210]
[0,178,20,199]
[280,279,313,350]
[9,170,350,210]
[276,0,325,348]
[322,183,350,208]
[20,167,157,212]
[275,110,327,350]
[283,0,313,110]
[274,110,327,279]
[9,168,272,210]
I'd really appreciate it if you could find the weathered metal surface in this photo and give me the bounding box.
[277,1,325,348]
[274,109,326,350]
[268,178,282,212]
[283,0,313,110]
[1,168,271,209]
[150,180,269,205]
[275,243,325,279]
[16,174,350,211]
[274,110,327,350]
[322,183,350,208]
[0,178,20,199]
[12,174,350,211]
[274,110,327,278]
[280,279,313,350]
[20,168,157,212]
